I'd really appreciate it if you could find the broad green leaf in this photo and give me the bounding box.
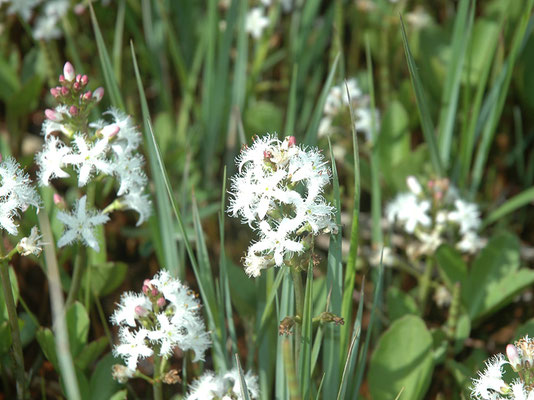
[109,390,128,400]
[465,232,534,321]
[36,327,59,370]
[435,244,468,289]
[386,287,419,321]
[369,315,434,400]
[90,354,123,400]
[83,262,127,297]
[75,337,109,371]
[66,302,90,357]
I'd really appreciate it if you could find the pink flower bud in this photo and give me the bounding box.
[61,87,69,96]
[81,75,88,85]
[143,279,151,286]
[287,136,296,147]
[83,91,92,100]
[74,3,86,15]
[59,75,65,83]
[63,62,75,82]
[73,82,80,91]
[93,87,104,102]
[157,297,166,307]
[406,176,422,195]
[101,124,120,139]
[53,193,64,205]
[50,87,59,97]
[151,288,158,297]
[134,305,148,317]
[69,106,78,116]
[507,344,521,370]
[45,109,61,121]
[75,74,82,83]
[142,284,149,294]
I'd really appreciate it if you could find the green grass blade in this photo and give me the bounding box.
[340,79,361,362]
[112,0,126,85]
[470,4,534,194]
[275,272,293,400]
[235,354,252,400]
[89,3,125,110]
[130,41,180,277]
[303,53,340,145]
[399,16,443,176]
[38,211,81,400]
[257,268,288,345]
[353,256,385,398]
[482,187,534,228]
[299,262,314,400]
[284,63,299,135]
[322,138,343,398]
[437,0,473,169]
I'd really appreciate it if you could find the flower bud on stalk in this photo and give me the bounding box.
[63,62,75,82]
[93,87,104,102]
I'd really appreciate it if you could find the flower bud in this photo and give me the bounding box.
[73,82,80,91]
[61,86,69,96]
[63,62,75,82]
[45,109,61,121]
[53,193,65,206]
[157,297,166,307]
[75,74,82,83]
[50,87,59,97]
[81,75,88,85]
[151,288,158,297]
[134,305,148,317]
[287,136,296,147]
[142,284,149,295]
[59,75,65,83]
[101,124,120,139]
[69,106,78,116]
[507,344,521,370]
[406,176,422,195]
[82,91,92,100]
[74,3,86,15]
[93,87,104,102]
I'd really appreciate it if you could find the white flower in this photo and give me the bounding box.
[243,251,273,278]
[103,108,142,154]
[122,191,152,226]
[471,354,509,400]
[111,292,152,327]
[324,86,343,116]
[354,107,380,142]
[0,157,41,211]
[406,176,423,195]
[36,135,72,185]
[457,231,486,254]
[6,0,40,21]
[0,198,19,235]
[148,313,182,357]
[56,195,110,251]
[224,368,260,399]
[386,193,431,234]
[113,153,147,196]
[185,371,226,400]
[249,220,304,266]
[18,226,43,256]
[111,364,135,384]
[246,7,269,39]
[448,199,481,234]
[510,380,534,400]
[318,116,333,137]
[63,134,113,186]
[113,328,153,371]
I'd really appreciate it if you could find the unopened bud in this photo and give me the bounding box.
[142,284,149,294]
[157,297,166,307]
[134,305,148,317]
[162,369,181,384]
[63,62,75,82]
[82,91,92,100]
[406,176,422,195]
[151,288,158,297]
[69,106,78,116]
[76,74,82,83]
[507,344,521,370]
[45,109,61,121]
[287,136,296,146]
[61,86,69,95]
[73,3,86,15]
[53,193,64,205]
[59,75,65,83]
[50,87,59,97]
[112,364,134,384]
[101,124,120,139]
[93,87,104,102]
[81,75,88,85]
[73,82,80,91]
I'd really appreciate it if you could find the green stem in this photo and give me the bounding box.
[66,245,86,308]
[418,258,433,313]
[0,260,26,399]
[290,266,304,361]
[153,354,163,400]
[282,337,301,400]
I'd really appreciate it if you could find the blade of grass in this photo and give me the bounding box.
[482,187,534,228]
[470,4,534,195]
[303,53,340,145]
[436,0,473,169]
[284,64,299,135]
[112,0,126,85]
[340,79,361,358]
[399,16,443,176]
[235,354,252,400]
[323,139,343,398]
[299,262,314,400]
[275,272,293,400]
[89,3,125,110]
[130,41,180,277]
[38,211,81,400]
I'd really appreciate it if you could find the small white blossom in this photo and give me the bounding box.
[224,368,260,400]
[457,231,486,254]
[56,195,109,251]
[386,193,431,234]
[111,292,152,328]
[123,192,152,226]
[113,328,153,371]
[448,199,481,234]
[35,135,72,185]
[186,368,260,400]
[185,371,226,400]
[18,226,43,256]
[354,107,380,142]
[471,354,510,400]
[148,313,183,357]
[246,7,269,39]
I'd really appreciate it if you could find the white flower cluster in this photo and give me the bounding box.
[111,271,211,373]
[385,176,485,256]
[244,0,293,39]
[228,135,337,277]
[186,368,259,400]
[471,336,534,400]
[319,78,380,142]
[0,157,40,235]
[36,62,151,251]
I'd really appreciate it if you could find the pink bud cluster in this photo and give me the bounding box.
[46,61,104,123]
[142,279,167,309]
